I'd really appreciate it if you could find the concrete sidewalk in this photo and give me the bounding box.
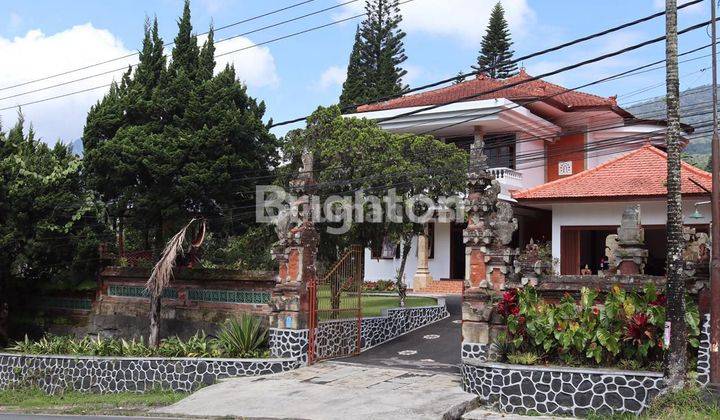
[157,362,478,420]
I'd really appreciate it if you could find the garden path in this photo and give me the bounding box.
[345,294,463,373]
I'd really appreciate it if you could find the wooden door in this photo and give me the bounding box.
[560,228,580,275]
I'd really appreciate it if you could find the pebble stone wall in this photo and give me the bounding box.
[462,361,665,417]
[314,303,449,360]
[461,315,713,416]
[0,353,300,394]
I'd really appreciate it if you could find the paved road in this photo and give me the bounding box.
[345,294,462,373]
[0,416,180,420]
[157,362,477,420]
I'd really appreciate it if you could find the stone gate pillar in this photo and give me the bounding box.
[461,127,518,361]
[268,150,318,362]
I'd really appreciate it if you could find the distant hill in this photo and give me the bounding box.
[626,84,716,169]
[70,138,83,156]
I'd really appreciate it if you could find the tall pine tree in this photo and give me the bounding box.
[339,0,408,109]
[83,0,278,251]
[339,26,365,109]
[473,2,517,79]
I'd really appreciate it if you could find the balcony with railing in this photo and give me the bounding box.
[488,167,524,190]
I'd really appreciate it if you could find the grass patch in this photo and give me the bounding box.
[316,287,437,319]
[0,387,187,415]
[587,386,720,420]
[361,295,437,317]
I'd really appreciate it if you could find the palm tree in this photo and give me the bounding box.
[146,218,205,347]
[663,0,688,388]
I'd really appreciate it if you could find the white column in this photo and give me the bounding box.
[413,226,433,290]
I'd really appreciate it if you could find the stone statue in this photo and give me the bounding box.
[301,148,313,175]
[613,205,648,275]
[617,205,644,246]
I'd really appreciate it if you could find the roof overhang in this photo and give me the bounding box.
[346,98,561,139]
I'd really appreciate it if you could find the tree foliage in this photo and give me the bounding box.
[83,2,278,252]
[0,113,109,341]
[282,106,467,301]
[473,2,517,79]
[339,0,408,109]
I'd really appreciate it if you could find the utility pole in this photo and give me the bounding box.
[664,0,688,388]
[709,0,720,389]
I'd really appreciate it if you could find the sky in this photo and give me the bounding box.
[0,0,714,146]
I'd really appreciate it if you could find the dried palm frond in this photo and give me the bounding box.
[146,218,198,297]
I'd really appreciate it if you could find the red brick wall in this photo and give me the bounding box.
[546,133,586,182]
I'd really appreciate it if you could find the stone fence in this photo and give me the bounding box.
[270,301,449,363]
[81,266,276,339]
[0,352,299,394]
[462,314,711,417]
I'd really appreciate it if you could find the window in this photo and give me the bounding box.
[444,133,516,169]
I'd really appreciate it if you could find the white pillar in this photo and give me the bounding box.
[413,226,433,290]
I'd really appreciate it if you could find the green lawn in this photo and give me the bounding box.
[361,295,437,317]
[316,287,437,319]
[0,388,187,415]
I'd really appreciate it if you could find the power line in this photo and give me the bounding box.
[371,18,719,129]
[0,0,364,103]
[0,0,321,93]
[269,0,706,128]
[0,0,416,112]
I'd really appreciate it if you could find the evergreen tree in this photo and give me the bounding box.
[473,2,517,79]
[339,0,408,109]
[83,1,278,251]
[339,26,365,110]
[198,27,216,82]
[170,0,199,78]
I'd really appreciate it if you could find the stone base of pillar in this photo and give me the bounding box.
[413,270,433,291]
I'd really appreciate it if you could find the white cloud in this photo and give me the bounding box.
[0,26,280,145]
[335,0,535,45]
[317,65,346,90]
[0,24,135,144]
[200,34,280,89]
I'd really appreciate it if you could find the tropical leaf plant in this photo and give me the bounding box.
[215,315,268,358]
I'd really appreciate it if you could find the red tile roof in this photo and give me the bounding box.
[512,145,712,201]
[357,69,620,113]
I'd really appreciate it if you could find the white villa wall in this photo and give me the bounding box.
[516,137,545,187]
[364,222,451,288]
[550,198,711,270]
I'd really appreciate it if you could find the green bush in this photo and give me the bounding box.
[7,316,269,359]
[496,285,700,369]
[215,316,268,358]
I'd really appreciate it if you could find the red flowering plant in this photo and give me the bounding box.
[496,289,520,317]
[497,284,700,368]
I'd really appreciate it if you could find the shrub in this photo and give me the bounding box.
[7,317,270,359]
[498,284,700,369]
[215,315,268,358]
[507,352,540,365]
[362,280,396,292]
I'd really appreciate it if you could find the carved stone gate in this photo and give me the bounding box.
[307,245,364,364]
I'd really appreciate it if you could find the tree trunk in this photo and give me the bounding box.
[663,0,688,388]
[395,232,413,307]
[149,293,162,348]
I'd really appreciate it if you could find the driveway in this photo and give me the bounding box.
[157,362,478,419]
[347,294,462,373]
